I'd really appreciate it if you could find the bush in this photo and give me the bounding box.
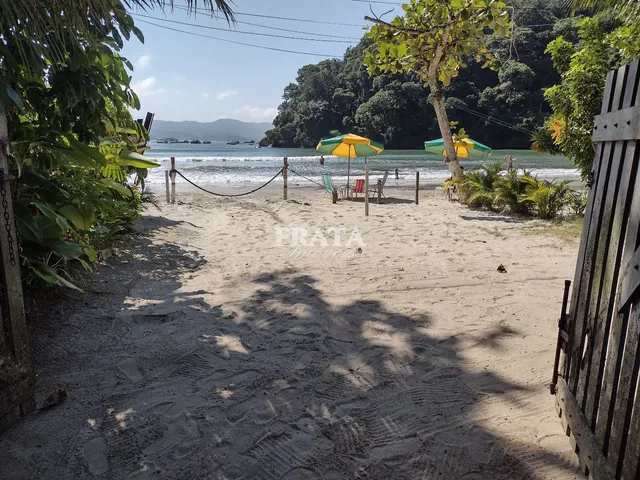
[445,162,581,221]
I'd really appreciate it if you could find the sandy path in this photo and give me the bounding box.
[1,186,582,479]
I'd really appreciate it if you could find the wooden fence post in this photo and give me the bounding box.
[377,179,382,204]
[283,157,288,201]
[364,158,370,217]
[170,156,176,204]
[0,104,34,430]
[415,171,420,205]
[165,170,170,204]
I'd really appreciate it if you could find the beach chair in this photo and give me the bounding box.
[351,179,365,198]
[322,174,341,203]
[369,170,389,202]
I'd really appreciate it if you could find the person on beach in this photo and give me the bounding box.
[320,155,325,166]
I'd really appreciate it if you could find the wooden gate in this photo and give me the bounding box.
[552,58,640,479]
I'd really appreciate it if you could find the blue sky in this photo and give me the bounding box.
[123,0,396,123]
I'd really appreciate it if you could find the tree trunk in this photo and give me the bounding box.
[429,82,464,179]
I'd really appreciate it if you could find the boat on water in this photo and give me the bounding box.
[227,140,240,145]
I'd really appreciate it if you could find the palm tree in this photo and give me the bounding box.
[1,1,233,74]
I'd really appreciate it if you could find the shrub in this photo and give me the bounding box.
[460,161,502,209]
[493,170,533,215]
[523,178,572,219]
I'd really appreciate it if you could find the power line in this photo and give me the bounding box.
[135,19,342,57]
[131,13,355,44]
[140,5,364,28]
[170,5,362,40]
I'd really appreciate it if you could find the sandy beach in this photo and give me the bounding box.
[0,184,583,479]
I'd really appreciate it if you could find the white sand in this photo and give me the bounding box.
[0,185,582,479]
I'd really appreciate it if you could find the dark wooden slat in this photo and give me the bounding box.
[615,305,640,479]
[603,69,617,115]
[569,142,615,394]
[583,142,637,428]
[593,106,640,142]
[619,249,640,310]
[556,378,617,479]
[564,143,605,379]
[622,59,640,109]
[612,64,629,112]
[595,144,640,452]
[576,141,626,408]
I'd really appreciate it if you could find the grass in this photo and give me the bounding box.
[523,216,584,243]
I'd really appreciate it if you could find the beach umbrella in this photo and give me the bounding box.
[316,133,384,190]
[316,133,384,217]
[424,137,492,159]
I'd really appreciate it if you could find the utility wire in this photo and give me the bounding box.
[139,5,364,27]
[131,13,355,44]
[170,5,361,40]
[135,19,342,57]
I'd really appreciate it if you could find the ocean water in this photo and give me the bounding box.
[144,141,580,188]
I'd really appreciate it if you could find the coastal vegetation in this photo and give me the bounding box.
[363,0,511,178]
[263,0,570,152]
[447,162,586,220]
[1,0,232,288]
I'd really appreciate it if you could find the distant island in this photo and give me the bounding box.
[151,118,272,143]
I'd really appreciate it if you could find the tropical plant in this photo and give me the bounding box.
[363,0,510,178]
[522,177,572,219]
[1,0,233,288]
[493,169,534,214]
[460,162,503,209]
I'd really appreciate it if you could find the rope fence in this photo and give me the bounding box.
[170,167,284,198]
[165,156,421,214]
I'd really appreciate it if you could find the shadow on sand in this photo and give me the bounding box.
[1,215,577,479]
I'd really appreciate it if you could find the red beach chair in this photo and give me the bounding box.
[351,179,365,198]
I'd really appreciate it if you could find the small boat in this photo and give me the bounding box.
[190,139,202,144]
[227,140,240,145]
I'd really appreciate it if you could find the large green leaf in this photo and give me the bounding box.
[30,262,83,291]
[59,205,96,231]
[117,151,160,169]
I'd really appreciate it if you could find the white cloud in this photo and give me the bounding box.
[235,105,277,122]
[132,77,165,97]
[135,55,152,70]
[216,89,239,100]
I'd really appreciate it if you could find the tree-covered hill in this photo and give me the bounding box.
[262,0,574,150]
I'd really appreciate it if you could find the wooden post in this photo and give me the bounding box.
[332,189,338,204]
[165,170,170,204]
[364,157,369,217]
[377,179,382,204]
[170,156,176,204]
[415,171,420,205]
[0,104,34,429]
[283,157,288,200]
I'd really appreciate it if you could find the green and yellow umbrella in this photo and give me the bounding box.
[424,137,492,159]
[316,133,384,189]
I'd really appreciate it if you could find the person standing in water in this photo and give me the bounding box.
[319,155,325,166]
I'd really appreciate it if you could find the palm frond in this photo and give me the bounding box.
[0,0,234,82]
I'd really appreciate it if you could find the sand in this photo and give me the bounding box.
[0,184,583,479]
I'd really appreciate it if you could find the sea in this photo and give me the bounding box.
[144,141,580,189]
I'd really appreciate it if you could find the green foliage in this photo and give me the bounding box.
[460,162,503,208]
[363,0,510,86]
[493,170,533,214]
[542,9,640,179]
[0,2,185,289]
[454,163,580,219]
[264,0,570,149]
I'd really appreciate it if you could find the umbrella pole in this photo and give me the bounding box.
[364,156,369,217]
[347,147,351,197]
